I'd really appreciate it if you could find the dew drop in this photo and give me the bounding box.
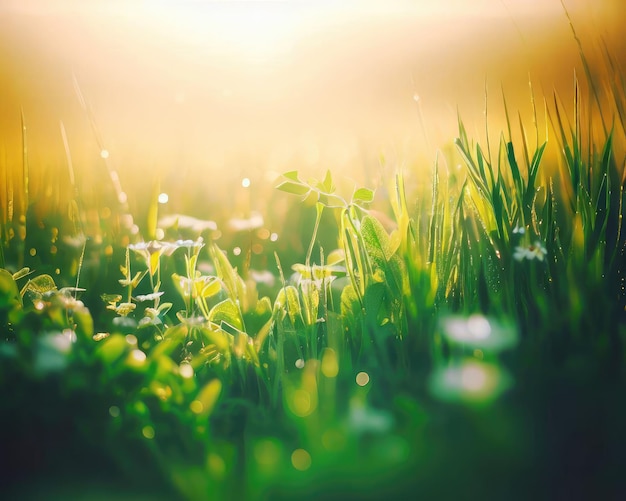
[356,372,370,386]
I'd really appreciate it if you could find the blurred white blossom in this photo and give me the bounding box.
[513,241,547,262]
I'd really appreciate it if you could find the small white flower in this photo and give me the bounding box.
[513,241,547,262]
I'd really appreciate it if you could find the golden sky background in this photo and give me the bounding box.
[0,0,624,216]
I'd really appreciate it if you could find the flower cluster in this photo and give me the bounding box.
[129,239,205,275]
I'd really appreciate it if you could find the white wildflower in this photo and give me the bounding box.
[513,241,547,262]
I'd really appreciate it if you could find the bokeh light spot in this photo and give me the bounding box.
[190,400,204,414]
[254,439,281,469]
[291,448,312,471]
[356,371,370,386]
[321,348,339,378]
[207,453,226,478]
[292,389,311,416]
[461,364,488,392]
[179,363,194,379]
[131,349,146,363]
[467,314,491,339]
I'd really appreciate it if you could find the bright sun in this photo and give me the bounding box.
[143,0,325,63]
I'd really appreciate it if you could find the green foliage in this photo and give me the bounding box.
[2,39,626,501]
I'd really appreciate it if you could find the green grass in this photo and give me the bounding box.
[1,34,626,501]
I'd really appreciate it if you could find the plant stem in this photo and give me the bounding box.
[305,202,324,268]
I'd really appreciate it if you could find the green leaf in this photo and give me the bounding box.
[361,215,395,262]
[197,276,222,299]
[276,181,310,196]
[197,325,230,352]
[157,302,173,315]
[73,305,94,339]
[152,324,187,358]
[361,215,405,300]
[11,267,31,281]
[192,379,222,417]
[209,298,243,332]
[96,334,128,365]
[0,269,21,309]
[20,274,57,301]
[352,187,375,204]
[364,282,387,324]
[274,285,302,325]
[209,244,246,306]
[321,169,335,193]
[282,170,301,181]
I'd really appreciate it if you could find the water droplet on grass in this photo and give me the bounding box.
[356,371,370,386]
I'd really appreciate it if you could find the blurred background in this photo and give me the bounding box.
[0,0,624,237]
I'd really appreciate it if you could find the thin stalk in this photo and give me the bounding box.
[74,238,87,299]
[20,108,28,217]
[305,202,324,268]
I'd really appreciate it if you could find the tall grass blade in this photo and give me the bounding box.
[560,0,607,136]
[20,107,28,218]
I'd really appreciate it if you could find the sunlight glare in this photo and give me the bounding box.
[146,0,313,63]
